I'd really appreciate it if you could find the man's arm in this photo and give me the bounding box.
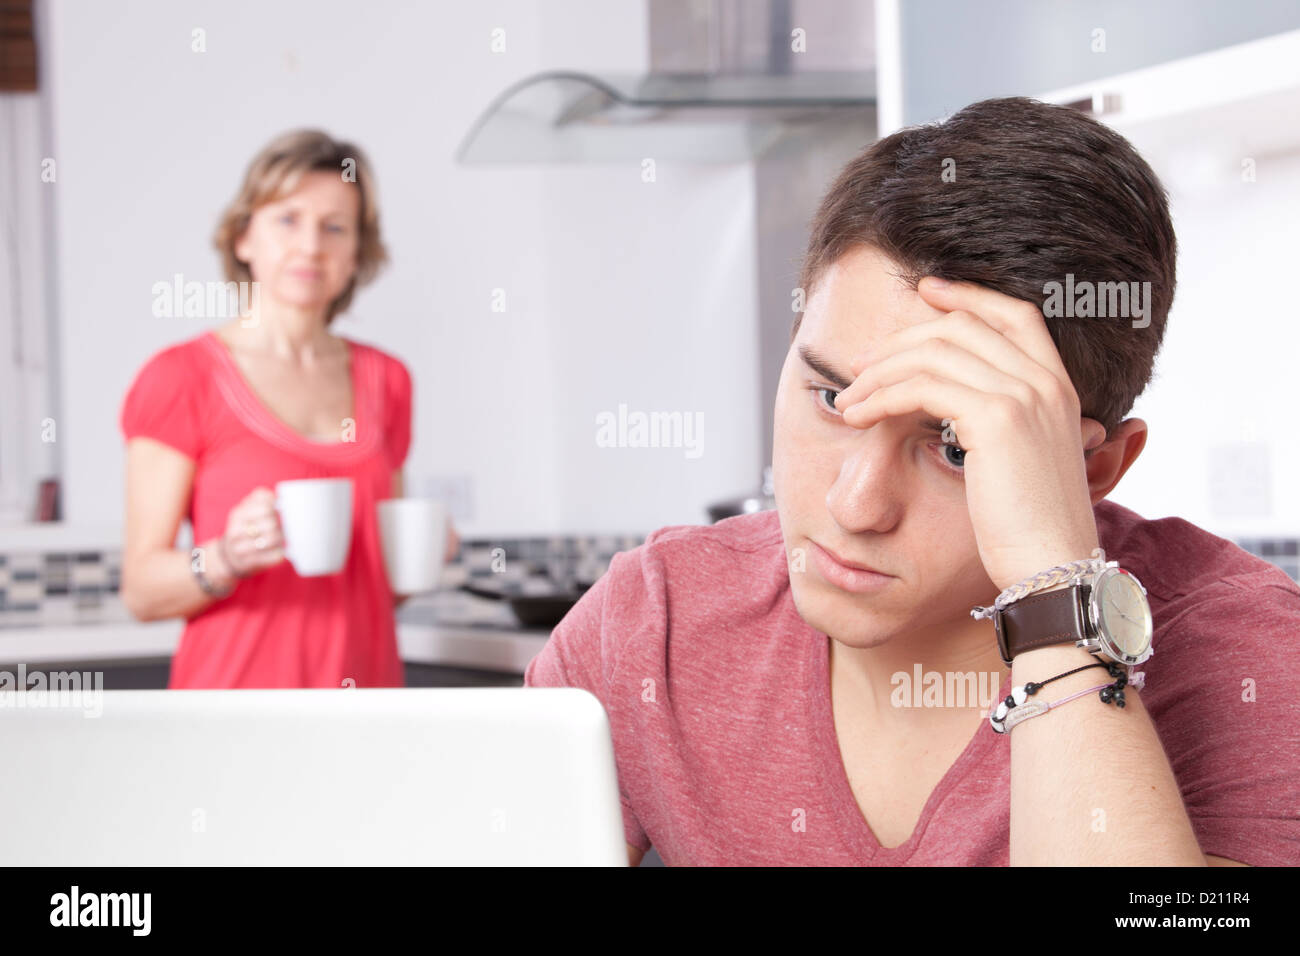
[833,277,1278,865]
[1009,643,1209,866]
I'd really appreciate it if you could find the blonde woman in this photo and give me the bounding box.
[120,129,457,688]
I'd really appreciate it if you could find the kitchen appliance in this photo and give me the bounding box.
[707,464,776,522]
[457,0,879,481]
[459,581,592,629]
[458,0,877,165]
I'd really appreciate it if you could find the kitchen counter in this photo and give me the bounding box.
[0,587,554,675]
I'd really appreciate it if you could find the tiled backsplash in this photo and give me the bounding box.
[0,531,1296,629]
[0,552,124,627]
[0,534,647,629]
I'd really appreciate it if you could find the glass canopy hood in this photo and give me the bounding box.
[456,70,877,164]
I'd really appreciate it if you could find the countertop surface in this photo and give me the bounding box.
[0,583,554,674]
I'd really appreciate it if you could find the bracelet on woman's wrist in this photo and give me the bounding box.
[192,536,240,599]
[192,561,234,598]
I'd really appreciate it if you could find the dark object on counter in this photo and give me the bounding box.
[36,478,60,521]
[459,583,591,629]
[706,466,775,523]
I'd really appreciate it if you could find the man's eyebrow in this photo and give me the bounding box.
[798,345,854,390]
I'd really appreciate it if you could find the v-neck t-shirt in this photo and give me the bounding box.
[523,504,1300,866]
[119,330,413,688]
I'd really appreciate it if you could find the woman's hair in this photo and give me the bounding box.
[796,96,1177,439]
[213,129,389,325]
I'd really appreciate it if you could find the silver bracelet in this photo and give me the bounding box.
[193,563,234,598]
[970,547,1112,621]
[193,538,237,598]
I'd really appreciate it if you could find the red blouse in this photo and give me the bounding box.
[119,329,412,688]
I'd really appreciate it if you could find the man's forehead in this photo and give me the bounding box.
[801,246,941,355]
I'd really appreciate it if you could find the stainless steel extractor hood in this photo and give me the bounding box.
[457,0,877,164]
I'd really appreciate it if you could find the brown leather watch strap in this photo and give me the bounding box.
[995,583,1092,665]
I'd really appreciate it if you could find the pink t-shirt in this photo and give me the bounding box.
[120,330,412,689]
[524,502,1300,865]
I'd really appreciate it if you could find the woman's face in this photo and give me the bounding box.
[234,170,361,315]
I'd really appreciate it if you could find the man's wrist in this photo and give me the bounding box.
[1009,642,1114,693]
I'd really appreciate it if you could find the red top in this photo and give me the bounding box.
[120,329,413,689]
[526,503,1300,866]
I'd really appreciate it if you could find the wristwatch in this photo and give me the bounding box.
[993,564,1153,667]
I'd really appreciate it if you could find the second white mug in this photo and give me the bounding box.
[377,497,448,595]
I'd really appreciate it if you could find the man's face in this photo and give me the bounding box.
[772,245,999,646]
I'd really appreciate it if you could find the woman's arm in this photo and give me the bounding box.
[121,437,239,621]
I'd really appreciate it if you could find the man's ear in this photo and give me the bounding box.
[1082,417,1148,505]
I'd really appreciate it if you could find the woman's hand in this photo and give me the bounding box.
[218,487,288,578]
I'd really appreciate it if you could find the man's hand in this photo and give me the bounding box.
[833,276,1105,592]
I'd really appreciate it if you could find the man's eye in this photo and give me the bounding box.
[940,442,966,470]
[813,386,841,414]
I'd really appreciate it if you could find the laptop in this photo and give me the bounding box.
[0,686,626,865]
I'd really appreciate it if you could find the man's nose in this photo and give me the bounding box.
[824,435,904,535]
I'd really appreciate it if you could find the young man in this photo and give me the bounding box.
[525,97,1300,866]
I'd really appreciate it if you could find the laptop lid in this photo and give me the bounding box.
[0,686,626,865]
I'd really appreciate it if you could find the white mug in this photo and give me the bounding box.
[377,497,448,595]
[274,478,354,577]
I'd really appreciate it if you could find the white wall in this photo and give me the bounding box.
[1120,146,1300,538]
[1027,33,1300,540]
[42,0,761,537]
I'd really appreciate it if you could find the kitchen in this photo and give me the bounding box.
[1,0,1299,887]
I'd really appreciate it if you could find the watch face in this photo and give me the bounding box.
[1095,569,1153,659]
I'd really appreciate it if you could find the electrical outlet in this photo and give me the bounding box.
[418,474,474,523]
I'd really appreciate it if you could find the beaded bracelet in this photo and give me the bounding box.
[989,657,1144,734]
[1004,669,1148,733]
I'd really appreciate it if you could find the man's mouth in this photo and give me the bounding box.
[808,540,894,594]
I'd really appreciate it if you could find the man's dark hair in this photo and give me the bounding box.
[795,96,1177,438]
